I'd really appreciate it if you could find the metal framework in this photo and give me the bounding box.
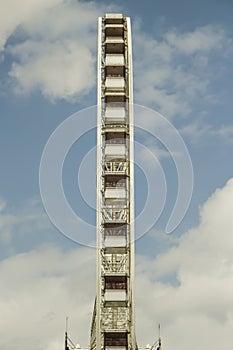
[90,13,136,350]
[65,13,161,350]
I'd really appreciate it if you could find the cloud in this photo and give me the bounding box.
[0,198,6,212]
[0,245,96,350]
[164,25,228,55]
[180,120,233,145]
[2,1,232,109]
[8,40,95,101]
[179,120,213,145]
[134,24,232,119]
[2,0,116,101]
[0,179,233,349]
[0,196,51,249]
[0,195,96,349]
[216,125,233,142]
[135,136,170,170]
[0,0,63,51]
[135,178,233,349]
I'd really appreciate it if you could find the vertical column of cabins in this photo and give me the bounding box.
[100,14,130,350]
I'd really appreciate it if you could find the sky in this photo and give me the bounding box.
[0,0,233,349]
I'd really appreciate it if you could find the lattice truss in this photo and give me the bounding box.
[66,13,162,350]
[90,13,137,350]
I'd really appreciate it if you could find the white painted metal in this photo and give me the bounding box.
[104,236,127,248]
[105,37,124,43]
[105,347,127,350]
[105,290,127,302]
[66,13,162,350]
[95,16,103,350]
[105,77,125,91]
[105,188,127,199]
[126,17,137,350]
[105,144,127,159]
[102,207,129,223]
[105,106,126,122]
[90,13,137,350]
[105,14,124,22]
[104,161,128,175]
[105,55,125,66]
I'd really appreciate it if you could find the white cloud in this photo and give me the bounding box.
[0,195,96,349]
[180,120,233,144]
[9,40,95,101]
[135,137,170,170]
[179,120,213,145]
[2,0,116,101]
[0,0,63,51]
[0,196,50,246]
[0,198,6,212]
[164,25,227,55]
[0,246,96,350]
[134,24,231,119]
[217,125,233,141]
[2,1,231,109]
[1,179,233,349]
[135,178,233,349]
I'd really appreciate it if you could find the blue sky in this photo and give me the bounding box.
[0,1,233,350]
